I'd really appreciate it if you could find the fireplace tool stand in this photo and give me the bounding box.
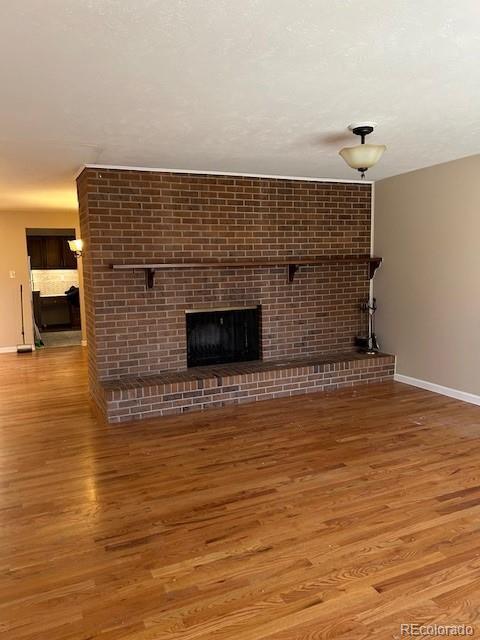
[355,297,379,354]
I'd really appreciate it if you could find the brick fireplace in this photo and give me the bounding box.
[77,167,394,423]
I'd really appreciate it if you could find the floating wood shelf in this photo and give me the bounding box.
[111,256,383,289]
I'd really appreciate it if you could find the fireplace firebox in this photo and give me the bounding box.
[186,306,260,367]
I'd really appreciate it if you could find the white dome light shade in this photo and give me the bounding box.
[339,143,386,170]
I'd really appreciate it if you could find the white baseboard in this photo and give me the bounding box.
[81,340,87,347]
[0,346,17,353]
[394,373,480,407]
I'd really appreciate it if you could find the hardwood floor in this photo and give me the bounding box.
[1,348,480,639]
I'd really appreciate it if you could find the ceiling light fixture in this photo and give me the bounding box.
[339,122,386,178]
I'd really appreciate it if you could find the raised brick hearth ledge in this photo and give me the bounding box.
[100,351,395,423]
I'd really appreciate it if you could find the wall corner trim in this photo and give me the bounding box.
[394,373,480,407]
[81,340,88,347]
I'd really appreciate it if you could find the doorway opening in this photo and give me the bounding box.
[26,228,82,348]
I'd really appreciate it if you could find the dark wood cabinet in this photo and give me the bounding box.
[44,236,64,269]
[27,236,44,269]
[34,295,71,329]
[40,296,71,327]
[33,291,81,331]
[27,235,77,270]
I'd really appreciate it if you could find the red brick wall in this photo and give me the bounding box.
[77,168,372,386]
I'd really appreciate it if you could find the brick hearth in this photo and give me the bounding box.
[101,352,395,423]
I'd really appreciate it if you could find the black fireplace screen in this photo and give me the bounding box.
[186,307,260,367]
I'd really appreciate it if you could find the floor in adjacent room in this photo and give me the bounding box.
[41,329,82,348]
[1,348,480,639]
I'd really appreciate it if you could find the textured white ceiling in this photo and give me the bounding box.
[0,0,479,210]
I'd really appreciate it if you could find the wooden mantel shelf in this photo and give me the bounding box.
[111,256,383,289]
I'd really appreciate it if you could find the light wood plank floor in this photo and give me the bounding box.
[1,348,480,639]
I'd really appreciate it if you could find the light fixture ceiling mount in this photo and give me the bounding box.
[348,122,375,140]
[339,122,386,179]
